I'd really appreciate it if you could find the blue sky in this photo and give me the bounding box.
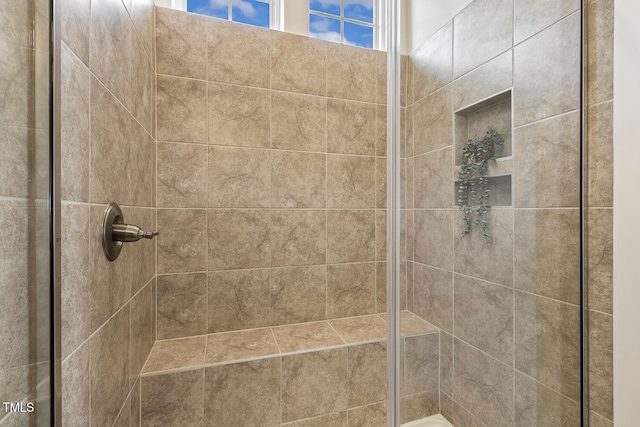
[188,0,270,28]
[187,0,373,48]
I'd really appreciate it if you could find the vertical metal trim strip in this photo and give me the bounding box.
[386,0,401,425]
[581,0,590,425]
[50,0,62,424]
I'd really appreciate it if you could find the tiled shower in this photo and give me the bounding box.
[0,0,614,426]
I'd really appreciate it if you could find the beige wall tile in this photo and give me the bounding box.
[208,209,270,270]
[90,77,131,205]
[90,305,130,427]
[157,273,207,340]
[587,0,614,104]
[414,209,453,270]
[157,209,207,274]
[440,333,453,396]
[127,208,156,294]
[271,210,326,267]
[130,122,156,207]
[141,369,204,426]
[327,99,376,155]
[59,0,91,64]
[376,50,387,105]
[157,75,207,143]
[588,101,614,207]
[62,340,90,426]
[404,333,439,396]
[207,18,270,88]
[272,321,343,352]
[271,265,327,325]
[453,0,513,78]
[271,31,327,96]
[207,269,271,332]
[515,0,580,44]
[514,209,581,304]
[453,51,512,111]
[454,274,513,364]
[205,328,279,364]
[414,148,453,209]
[590,411,613,427]
[514,111,581,208]
[61,203,91,359]
[156,6,206,79]
[327,210,375,264]
[326,43,376,103]
[376,104,388,157]
[157,142,208,208]
[514,372,581,427]
[205,358,281,426]
[412,22,453,102]
[401,391,440,424]
[271,91,327,152]
[60,43,90,202]
[89,205,131,330]
[587,208,613,313]
[513,13,581,126]
[329,315,386,343]
[515,291,581,401]
[271,151,326,208]
[347,342,387,408]
[283,412,347,427]
[327,263,376,318]
[413,86,453,155]
[376,262,386,314]
[0,126,34,198]
[113,388,131,427]
[131,33,155,135]
[130,283,154,382]
[375,210,386,261]
[90,0,131,108]
[130,0,155,66]
[350,402,387,427]
[327,155,376,208]
[589,311,613,420]
[453,339,514,427]
[412,264,453,333]
[208,82,270,148]
[454,208,514,287]
[282,349,347,422]
[0,44,34,128]
[142,336,205,373]
[208,146,270,208]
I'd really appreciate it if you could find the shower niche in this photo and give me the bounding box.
[454,89,513,208]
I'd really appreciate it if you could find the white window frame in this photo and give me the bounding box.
[179,0,283,30]
[307,0,385,50]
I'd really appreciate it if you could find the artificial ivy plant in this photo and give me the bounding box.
[457,129,504,244]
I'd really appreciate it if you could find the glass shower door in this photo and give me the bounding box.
[0,0,52,425]
[394,0,586,425]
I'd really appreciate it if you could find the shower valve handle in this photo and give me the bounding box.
[111,223,159,242]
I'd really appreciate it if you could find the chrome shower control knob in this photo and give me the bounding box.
[101,203,158,261]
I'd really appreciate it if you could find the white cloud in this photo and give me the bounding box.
[208,0,228,10]
[232,0,257,17]
[310,30,342,43]
[310,16,334,32]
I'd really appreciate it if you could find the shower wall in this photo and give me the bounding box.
[58,0,157,425]
[405,0,595,425]
[154,6,391,338]
[0,0,50,424]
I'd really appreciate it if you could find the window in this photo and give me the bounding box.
[186,0,274,29]
[309,0,376,49]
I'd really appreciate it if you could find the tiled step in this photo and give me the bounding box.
[142,311,437,375]
[139,311,442,426]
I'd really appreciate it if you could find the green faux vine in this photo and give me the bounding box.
[457,129,504,244]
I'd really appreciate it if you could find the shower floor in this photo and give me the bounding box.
[403,413,454,426]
